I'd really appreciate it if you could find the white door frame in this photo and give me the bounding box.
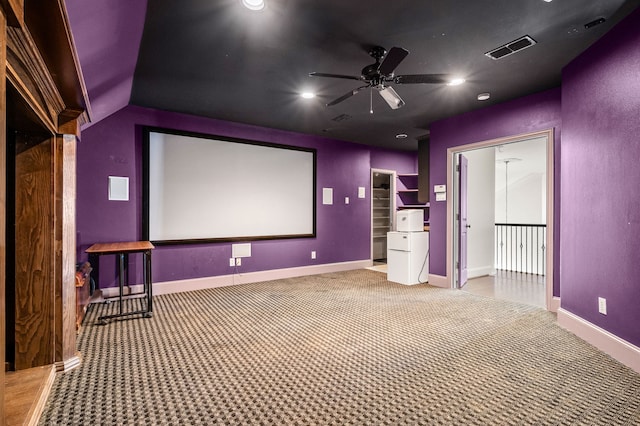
[370,168,397,260]
[445,129,560,312]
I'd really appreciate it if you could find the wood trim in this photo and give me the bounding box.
[4,365,55,426]
[55,0,92,125]
[5,12,89,132]
[557,308,640,374]
[53,134,78,367]
[0,9,7,424]
[6,25,63,132]
[1,0,24,28]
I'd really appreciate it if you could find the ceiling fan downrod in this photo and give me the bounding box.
[370,87,373,114]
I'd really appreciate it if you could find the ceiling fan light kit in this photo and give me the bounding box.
[309,45,459,111]
[378,86,405,109]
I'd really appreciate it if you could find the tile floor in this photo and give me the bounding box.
[369,262,545,309]
[462,270,546,308]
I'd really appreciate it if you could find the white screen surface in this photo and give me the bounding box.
[146,130,315,243]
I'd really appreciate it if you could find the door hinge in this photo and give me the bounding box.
[456,261,460,269]
[456,164,460,172]
[456,213,460,221]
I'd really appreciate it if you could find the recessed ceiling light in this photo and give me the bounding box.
[395,133,408,139]
[477,92,491,101]
[543,0,552,2]
[301,92,315,99]
[447,78,466,86]
[242,0,265,11]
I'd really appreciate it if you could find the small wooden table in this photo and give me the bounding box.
[86,241,154,323]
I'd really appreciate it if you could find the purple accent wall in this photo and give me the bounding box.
[560,7,640,347]
[65,0,147,128]
[429,89,562,294]
[77,106,417,288]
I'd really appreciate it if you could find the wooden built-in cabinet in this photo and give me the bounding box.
[1,0,89,422]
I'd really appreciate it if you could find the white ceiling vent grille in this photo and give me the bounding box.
[485,35,537,60]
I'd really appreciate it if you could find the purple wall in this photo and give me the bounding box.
[560,7,640,346]
[65,0,147,128]
[429,89,562,295]
[77,105,417,288]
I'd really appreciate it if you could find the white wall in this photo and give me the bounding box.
[465,149,496,278]
[495,173,546,224]
[495,137,547,224]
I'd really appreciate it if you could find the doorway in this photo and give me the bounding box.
[371,169,396,268]
[448,129,557,311]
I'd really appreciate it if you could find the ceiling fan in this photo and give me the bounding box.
[309,46,456,111]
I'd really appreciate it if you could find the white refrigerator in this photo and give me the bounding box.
[387,231,429,285]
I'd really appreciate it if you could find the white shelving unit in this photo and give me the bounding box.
[372,187,391,259]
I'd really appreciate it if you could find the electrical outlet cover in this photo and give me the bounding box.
[598,297,607,315]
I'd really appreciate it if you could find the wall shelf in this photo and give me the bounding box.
[372,186,391,259]
[397,174,429,225]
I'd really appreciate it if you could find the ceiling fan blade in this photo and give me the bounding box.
[378,47,409,75]
[394,74,452,84]
[326,85,369,106]
[309,72,362,81]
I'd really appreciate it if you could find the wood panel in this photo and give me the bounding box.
[14,138,55,370]
[4,365,55,426]
[1,7,7,425]
[1,0,24,27]
[53,134,79,371]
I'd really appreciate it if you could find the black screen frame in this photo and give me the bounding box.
[142,126,317,245]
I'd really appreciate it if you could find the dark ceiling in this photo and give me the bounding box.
[121,0,640,150]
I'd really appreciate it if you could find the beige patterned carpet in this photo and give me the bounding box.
[40,269,640,425]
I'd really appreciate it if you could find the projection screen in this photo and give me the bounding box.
[143,128,316,244]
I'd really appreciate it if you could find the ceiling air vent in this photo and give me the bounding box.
[485,35,537,60]
[331,113,352,122]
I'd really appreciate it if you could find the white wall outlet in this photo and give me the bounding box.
[598,297,607,315]
[229,258,235,267]
[236,257,242,266]
[345,197,350,204]
[311,251,316,259]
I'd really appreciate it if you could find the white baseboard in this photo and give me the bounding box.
[100,259,373,298]
[557,308,640,374]
[549,296,561,313]
[467,266,495,279]
[428,274,449,288]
